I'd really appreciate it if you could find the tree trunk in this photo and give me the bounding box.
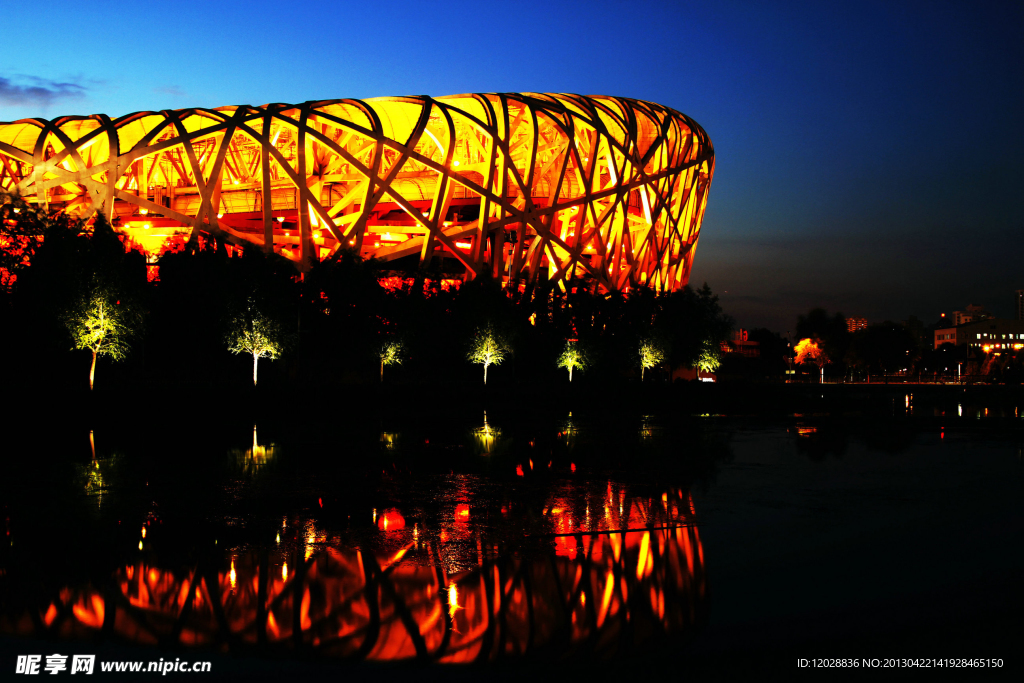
[484,362,488,385]
[641,366,645,382]
[569,367,573,382]
[89,349,97,391]
[253,353,259,386]
[381,360,384,382]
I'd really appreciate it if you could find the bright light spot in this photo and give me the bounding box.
[229,560,237,589]
[138,540,143,550]
[453,160,460,166]
[448,584,460,617]
[141,527,146,538]
[282,563,288,580]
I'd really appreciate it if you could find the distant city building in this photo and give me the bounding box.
[846,317,867,333]
[720,329,760,357]
[933,318,1024,351]
[1016,290,1024,320]
[951,304,991,326]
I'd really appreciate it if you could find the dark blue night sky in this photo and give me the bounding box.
[2,1,1020,331]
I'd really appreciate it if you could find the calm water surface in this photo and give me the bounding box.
[1,392,1021,677]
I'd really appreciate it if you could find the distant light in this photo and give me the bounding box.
[277,216,284,223]
[140,208,148,215]
[217,213,223,219]
[453,160,460,167]
[143,224,151,229]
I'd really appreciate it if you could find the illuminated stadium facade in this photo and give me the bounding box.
[0,94,713,292]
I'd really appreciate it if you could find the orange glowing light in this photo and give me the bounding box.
[378,508,406,531]
[516,464,524,477]
[455,504,470,521]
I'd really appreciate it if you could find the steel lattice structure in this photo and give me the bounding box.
[0,94,714,292]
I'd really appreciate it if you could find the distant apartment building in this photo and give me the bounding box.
[846,317,867,333]
[951,304,990,326]
[933,318,1024,350]
[1016,290,1024,320]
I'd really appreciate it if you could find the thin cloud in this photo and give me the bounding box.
[155,85,186,97]
[0,75,87,108]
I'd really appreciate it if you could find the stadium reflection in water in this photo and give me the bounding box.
[1,508,705,662]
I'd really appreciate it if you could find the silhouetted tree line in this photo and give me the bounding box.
[0,199,733,393]
[780,306,1018,381]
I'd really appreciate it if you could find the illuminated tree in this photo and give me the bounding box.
[795,337,829,382]
[557,340,588,382]
[227,300,283,385]
[696,337,722,374]
[66,286,134,391]
[639,339,666,381]
[468,325,508,385]
[380,339,403,382]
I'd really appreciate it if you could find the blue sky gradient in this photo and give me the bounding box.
[1,0,1020,331]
